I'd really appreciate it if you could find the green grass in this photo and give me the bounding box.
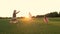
[0,18,60,34]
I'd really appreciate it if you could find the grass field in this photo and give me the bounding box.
[0,18,60,34]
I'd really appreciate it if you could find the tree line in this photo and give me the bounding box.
[45,12,60,17]
[36,11,60,17]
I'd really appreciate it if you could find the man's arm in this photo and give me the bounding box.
[16,11,20,14]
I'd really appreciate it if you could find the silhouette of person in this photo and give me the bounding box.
[12,10,20,21]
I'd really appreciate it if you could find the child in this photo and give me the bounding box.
[10,10,20,23]
[12,10,20,21]
[43,16,48,24]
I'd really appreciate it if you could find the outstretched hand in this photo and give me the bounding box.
[16,11,20,14]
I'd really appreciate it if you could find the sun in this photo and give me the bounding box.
[23,15,31,21]
[24,15,31,20]
[21,12,32,22]
[25,15,30,18]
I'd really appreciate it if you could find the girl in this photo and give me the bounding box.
[43,16,48,24]
[10,10,20,23]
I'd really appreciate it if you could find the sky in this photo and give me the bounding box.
[0,0,60,17]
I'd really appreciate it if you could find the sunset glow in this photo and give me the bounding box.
[0,0,60,17]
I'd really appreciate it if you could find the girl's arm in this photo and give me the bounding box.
[16,11,20,14]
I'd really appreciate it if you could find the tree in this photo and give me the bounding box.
[59,12,60,17]
[45,12,59,17]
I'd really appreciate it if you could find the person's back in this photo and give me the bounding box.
[12,10,20,21]
[13,10,16,18]
[10,10,20,23]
